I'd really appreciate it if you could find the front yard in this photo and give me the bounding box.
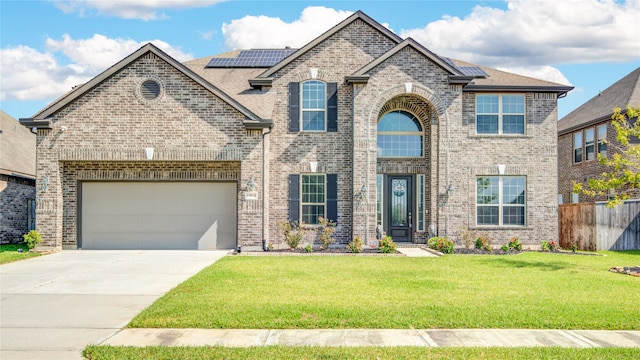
[0,243,40,265]
[129,251,640,330]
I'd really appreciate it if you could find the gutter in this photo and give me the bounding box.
[261,123,273,251]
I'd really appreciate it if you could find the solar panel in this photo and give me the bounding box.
[206,49,297,68]
[458,66,488,77]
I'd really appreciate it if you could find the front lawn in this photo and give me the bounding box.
[83,346,640,360]
[0,243,40,265]
[129,251,640,330]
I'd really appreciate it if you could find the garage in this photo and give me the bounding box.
[80,182,237,250]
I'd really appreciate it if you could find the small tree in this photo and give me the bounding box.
[573,106,640,207]
[317,216,336,250]
[23,230,42,249]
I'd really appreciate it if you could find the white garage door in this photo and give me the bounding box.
[81,182,237,250]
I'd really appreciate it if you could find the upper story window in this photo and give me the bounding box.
[585,128,595,161]
[597,125,607,158]
[289,81,337,132]
[476,94,525,135]
[377,110,423,158]
[573,132,583,163]
[301,80,326,131]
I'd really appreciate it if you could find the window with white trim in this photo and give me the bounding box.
[585,128,595,161]
[597,125,607,158]
[476,94,525,134]
[377,110,423,157]
[416,174,425,231]
[301,174,325,224]
[301,80,326,131]
[376,175,383,226]
[573,132,583,163]
[477,176,526,226]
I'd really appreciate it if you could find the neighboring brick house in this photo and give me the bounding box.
[20,11,572,251]
[1,110,36,244]
[557,67,640,204]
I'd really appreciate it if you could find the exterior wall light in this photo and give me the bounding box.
[144,147,154,160]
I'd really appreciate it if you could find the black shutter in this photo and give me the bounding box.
[289,174,300,223]
[289,82,300,132]
[326,173,338,223]
[327,82,338,132]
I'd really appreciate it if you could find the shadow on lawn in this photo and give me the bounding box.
[491,258,571,271]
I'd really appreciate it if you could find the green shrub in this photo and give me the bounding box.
[505,237,523,251]
[501,244,509,252]
[304,244,313,253]
[427,236,454,254]
[23,230,42,250]
[317,216,336,250]
[541,240,560,252]
[475,235,492,252]
[379,235,396,254]
[277,220,307,250]
[347,236,363,253]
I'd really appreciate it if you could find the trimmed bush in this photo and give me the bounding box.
[428,236,454,254]
[379,235,396,254]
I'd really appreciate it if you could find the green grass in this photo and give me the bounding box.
[0,243,40,265]
[83,346,640,360]
[129,251,640,330]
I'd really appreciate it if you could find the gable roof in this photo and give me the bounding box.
[21,43,267,129]
[558,67,640,135]
[256,10,403,80]
[347,38,465,83]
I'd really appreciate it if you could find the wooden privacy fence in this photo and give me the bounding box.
[559,200,640,250]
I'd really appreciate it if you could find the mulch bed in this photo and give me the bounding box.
[452,248,604,256]
[609,266,640,277]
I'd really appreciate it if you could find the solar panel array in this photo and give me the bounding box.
[206,49,297,68]
[457,66,489,77]
[441,58,488,78]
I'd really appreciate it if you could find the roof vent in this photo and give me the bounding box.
[141,80,161,100]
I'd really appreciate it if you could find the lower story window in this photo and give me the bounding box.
[302,174,325,224]
[477,176,526,226]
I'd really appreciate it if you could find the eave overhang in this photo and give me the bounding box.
[558,114,612,136]
[19,118,52,129]
[248,77,274,89]
[448,75,475,85]
[243,119,273,130]
[463,84,574,97]
[345,75,370,84]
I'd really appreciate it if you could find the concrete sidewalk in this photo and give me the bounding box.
[104,328,640,348]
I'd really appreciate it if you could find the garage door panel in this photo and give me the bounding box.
[81,182,237,250]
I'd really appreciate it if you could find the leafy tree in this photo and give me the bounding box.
[573,105,640,207]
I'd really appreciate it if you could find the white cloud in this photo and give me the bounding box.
[0,35,193,102]
[401,0,640,68]
[496,65,572,85]
[221,6,353,49]
[52,0,226,21]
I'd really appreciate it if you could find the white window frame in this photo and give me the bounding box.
[416,174,425,231]
[300,80,326,132]
[573,131,583,163]
[476,94,525,135]
[376,174,384,226]
[585,128,595,161]
[476,176,526,227]
[597,124,607,158]
[301,173,326,225]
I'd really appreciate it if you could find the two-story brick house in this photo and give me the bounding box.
[557,67,640,204]
[21,11,572,251]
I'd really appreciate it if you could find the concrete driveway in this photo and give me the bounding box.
[0,250,229,360]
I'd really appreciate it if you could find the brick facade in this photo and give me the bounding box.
[25,12,567,251]
[0,174,35,244]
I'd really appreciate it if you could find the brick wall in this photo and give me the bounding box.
[34,51,264,250]
[0,174,35,244]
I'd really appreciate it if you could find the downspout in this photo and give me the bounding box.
[262,125,273,251]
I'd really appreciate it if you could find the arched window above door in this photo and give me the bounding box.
[377,110,423,158]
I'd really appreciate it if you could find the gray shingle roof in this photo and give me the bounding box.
[558,67,640,135]
[0,110,36,178]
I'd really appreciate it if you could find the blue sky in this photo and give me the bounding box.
[1,0,639,120]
